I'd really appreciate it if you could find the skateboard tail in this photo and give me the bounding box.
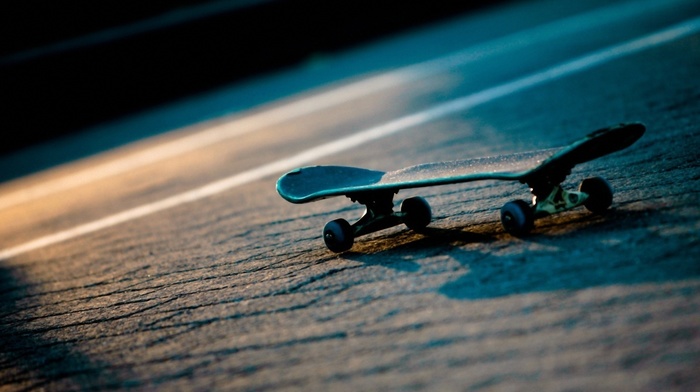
[523,122,645,186]
[563,122,646,165]
[276,165,386,204]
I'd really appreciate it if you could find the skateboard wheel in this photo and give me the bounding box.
[401,196,432,231]
[501,200,534,235]
[323,219,354,253]
[579,176,613,213]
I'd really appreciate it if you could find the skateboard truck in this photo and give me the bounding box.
[323,191,431,252]
[533,185,588,217]
[500,176,613,235]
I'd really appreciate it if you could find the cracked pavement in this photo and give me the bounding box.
[1,0,699,390]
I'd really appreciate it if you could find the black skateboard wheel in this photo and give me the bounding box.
[323,219,354,253]
[401,197,432,231]
[579,176,613,213]
[501,200,534,235]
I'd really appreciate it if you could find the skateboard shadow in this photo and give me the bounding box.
[0,266,124,389]
[343,207,699,301]
[343,227,495,272]
[440,207,700,300]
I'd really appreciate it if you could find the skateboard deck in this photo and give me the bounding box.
[277,122,645,252]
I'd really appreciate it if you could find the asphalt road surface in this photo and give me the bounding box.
[2,0,700,390]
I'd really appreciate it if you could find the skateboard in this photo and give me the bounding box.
[277,122,646,252]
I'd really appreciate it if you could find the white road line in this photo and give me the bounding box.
[2,17,699,260]
[0,0,688,211]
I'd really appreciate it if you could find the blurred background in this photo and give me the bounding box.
[1,0,508,182]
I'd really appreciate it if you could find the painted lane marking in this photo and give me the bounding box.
[2,17,699,260]
[0,0,688,211]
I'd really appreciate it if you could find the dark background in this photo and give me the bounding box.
[2,0,507,157]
